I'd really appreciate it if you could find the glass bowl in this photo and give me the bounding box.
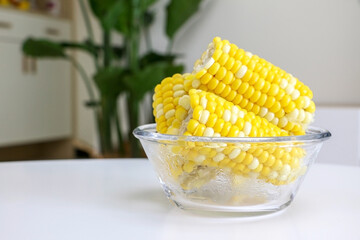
[134,124,331,215]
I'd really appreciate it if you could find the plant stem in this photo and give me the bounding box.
[69,56,96,102]
[144,26,152,52]
[114,101,125,155]
[60,41,98,57]
[123,0,142,157]
[127,35,139,71]
[100,96,115,154]
[166,39,173,54]
[103,30,111,67]
[128,0,140,71]
[127,94,140,157]
[95,109,105,154]
[79,0,99,70]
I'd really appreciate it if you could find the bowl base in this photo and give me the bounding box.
[168,196,293,217]
[161,180,294,217]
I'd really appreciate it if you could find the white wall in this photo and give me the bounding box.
[314,107,360,166]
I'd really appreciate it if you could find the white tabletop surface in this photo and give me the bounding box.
[0,159,359,240]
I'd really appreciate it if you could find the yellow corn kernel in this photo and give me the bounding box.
[270,101,281,113]
[284,101,296,113]
[213,118,225,133]
[231,79,242,91]
[261,166,271,176]
[264,96,276,108]
[224,57,235,70]
[272,159,283,171]
[222,71,234,85]
[254,78,265,91]
[215,66,227,80]
[243,153,254,165]
[208,62,221,75]
[195,69,207,79]
[244,86,255,99]
[218,53,230,66]
[264,155,276,167]
[193,105,203,121]
[183,161,195,173]
[220,85,232,98]
[200,73,213,85]
[194,124,206,136]
[233,94,243,105]
[258,151,269,163]
[306,101,316,113]
[208,78,219,90]
[212,49,222,61]
[226,90,237,102]
[249,72,260,85]
[231,60,242,73]
[268,84,280,96]
[221,122,232,136]
[242,70,253,82]
[228,126,240,137]
[175,107,188,121]
[206,113,218,128]
[187,119,199,134]
[238,82,249,95]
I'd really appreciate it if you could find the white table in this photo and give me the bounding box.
[0,159,359,240]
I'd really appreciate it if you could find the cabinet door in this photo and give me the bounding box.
[0,41,71,146]
[35,58,72,141]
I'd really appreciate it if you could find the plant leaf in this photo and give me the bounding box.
[142,10,154,28]
[22,38,66,58]
[85,100,100,107]
[73,39,124,59]
[139,0,158,12]
[103,0,130,32]
[139,51,179,68]
[113,0,157,35]
[166,0,202,39]
[89,0,131,35]
[164,64,184,77]
[94,67,126,97]
[124,62,183,101]
[113,0,131,36]
[112,46,125,59]
[88,0,116,19]
[60,40,99,57]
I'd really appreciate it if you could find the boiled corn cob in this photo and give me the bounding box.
[153,74,306,187]
[154,80,287,138]
[191,37,315,135]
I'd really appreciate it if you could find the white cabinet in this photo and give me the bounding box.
[0,9,72,147]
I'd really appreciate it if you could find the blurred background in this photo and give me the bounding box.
[0,0,359,165]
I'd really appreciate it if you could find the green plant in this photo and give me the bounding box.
[22,0,202,157]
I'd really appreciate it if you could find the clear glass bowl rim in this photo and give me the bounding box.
[133,124,331,144]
